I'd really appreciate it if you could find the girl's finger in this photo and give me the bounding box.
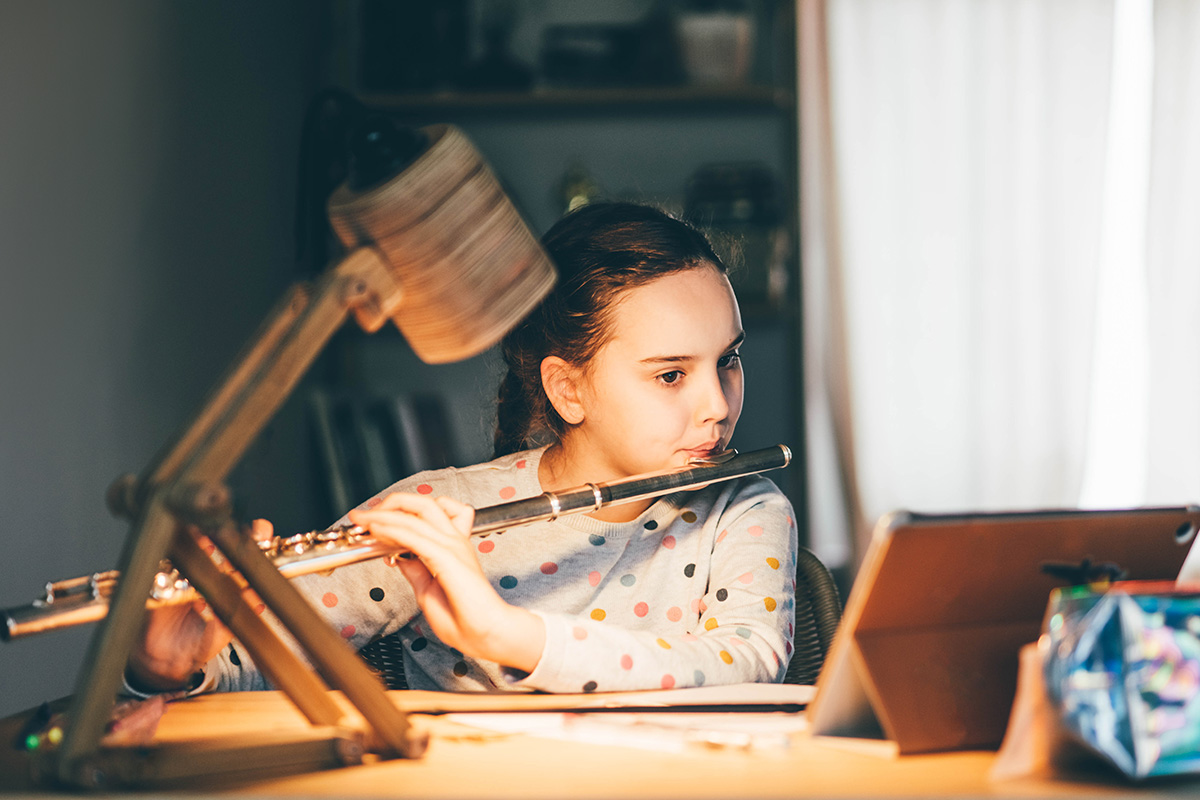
[249,518,274,542]
[434,496,476,534]
[352,508,454,547]
[393,556,435,594]
[367,492,458,523]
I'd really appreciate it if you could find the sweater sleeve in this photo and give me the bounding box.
[203,467,463,692]
[510,479,798,694]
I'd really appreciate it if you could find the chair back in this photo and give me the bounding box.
[784,546,843,685]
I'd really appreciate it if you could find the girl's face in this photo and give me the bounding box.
[561,265,745,480]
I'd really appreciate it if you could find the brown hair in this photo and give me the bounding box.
[493,202,727,458]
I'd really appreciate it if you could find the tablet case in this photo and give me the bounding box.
[807,506,1200,754]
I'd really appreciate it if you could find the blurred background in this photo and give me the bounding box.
[2,0,1198,717]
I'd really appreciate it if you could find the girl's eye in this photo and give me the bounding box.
[658,370,683,385]
[718,351,742,369]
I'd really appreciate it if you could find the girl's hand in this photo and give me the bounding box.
[127,520,272,692]
[349,494,545,673]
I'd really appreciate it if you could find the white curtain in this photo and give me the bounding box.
[799,0,1200,565]
[1144,0,1200,505]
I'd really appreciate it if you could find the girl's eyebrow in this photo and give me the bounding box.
[639,331,745,365]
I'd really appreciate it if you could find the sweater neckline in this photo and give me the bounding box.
[511,446,688,539]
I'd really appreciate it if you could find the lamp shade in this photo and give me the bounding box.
[326,125,555,364]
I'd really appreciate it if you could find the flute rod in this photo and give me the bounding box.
[2,445,790,641]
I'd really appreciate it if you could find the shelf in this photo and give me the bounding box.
[358,84,791,116]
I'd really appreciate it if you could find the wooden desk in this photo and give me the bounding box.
[1,690,1194,798]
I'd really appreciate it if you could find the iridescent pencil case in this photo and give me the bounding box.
[1042,581,1200,779]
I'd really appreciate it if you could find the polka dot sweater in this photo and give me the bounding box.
[207,446,798,694]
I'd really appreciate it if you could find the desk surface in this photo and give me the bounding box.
[1,689,1194,799]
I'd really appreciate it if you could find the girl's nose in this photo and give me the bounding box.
[695,371,730,424]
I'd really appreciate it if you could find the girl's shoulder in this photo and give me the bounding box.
[704,473,795,522]
[352,447,548,513]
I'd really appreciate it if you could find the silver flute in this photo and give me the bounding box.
[3,445,790,641]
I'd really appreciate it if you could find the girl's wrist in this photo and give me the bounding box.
[481,605,545,674]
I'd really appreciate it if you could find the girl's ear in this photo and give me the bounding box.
[541,356,586,425]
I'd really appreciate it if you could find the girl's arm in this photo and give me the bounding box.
[349,493,546,673]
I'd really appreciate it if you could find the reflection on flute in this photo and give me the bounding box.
[2,445,789,641]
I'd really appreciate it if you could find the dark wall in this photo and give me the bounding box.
[0,0,324,717]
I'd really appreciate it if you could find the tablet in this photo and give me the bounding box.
[807,505,1200,754]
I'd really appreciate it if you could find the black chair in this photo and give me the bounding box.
[358,632,410,690]
[359,545,843,691]
[783,546,843,685]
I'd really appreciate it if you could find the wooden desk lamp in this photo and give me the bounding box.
[45,118,555,789]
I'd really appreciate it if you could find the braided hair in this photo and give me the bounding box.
[492,202,727,458]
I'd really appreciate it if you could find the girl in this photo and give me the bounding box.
[130,202,798,695]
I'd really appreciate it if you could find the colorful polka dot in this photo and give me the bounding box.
[516,459,527,469]
[368,587,384,602]
[365,496,383,509]
[634,602,649,617]
[716,588,728,602]
[411,637,428,651]
[644,519,658,530]
[767,557,780,569]
[785,641,793,656]
[694,670,706,686]
[705,617,719,631]
[738,572,755,584]
[748,525,764,537]
[620,654,633,670]
[583,681,598,692]
[590,609,606,621]
[662,535,676,549]
[765,597,777,612]
[453,661,469,677]
[573,626,588,640]
[682,632,699,642]
[737,627,752,638]
[499,486,516,500]
[691,598,703,613]
[717,529,729,543]
[540,562,558,575]
[681,511,698,523]
[478,539,495,553]
[499,575,518,589]
[588,571,601,586]
[588,534,605,546]
[719,650,734,664]
[684,563,696,578]
[417,484,433,494]
[340,625,356,638]
[322,592,338,608]
[666,606,683,622]
[661,674,676,689]
[620,574,636,587]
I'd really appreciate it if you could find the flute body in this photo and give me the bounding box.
[2,445,790,641]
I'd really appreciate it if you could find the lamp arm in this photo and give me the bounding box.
[57,246,407,781]
[109,246,400,517]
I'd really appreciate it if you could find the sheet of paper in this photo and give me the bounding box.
[392,682,814,714]
[443,709,808,754]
